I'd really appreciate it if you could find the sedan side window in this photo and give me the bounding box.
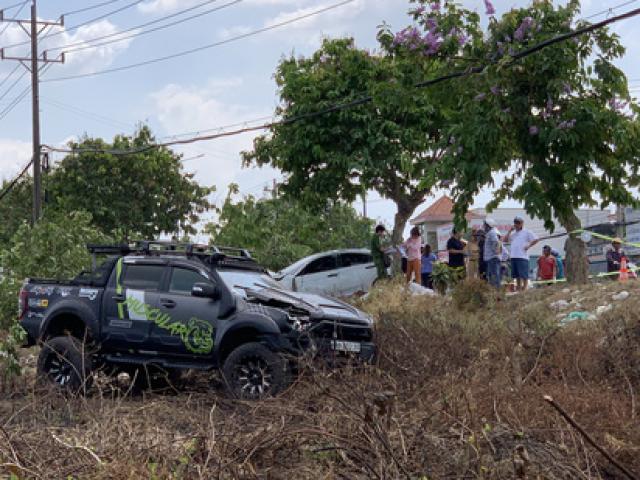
[169,268,212,295]
[339,253,373,267]
[300,256,337,275]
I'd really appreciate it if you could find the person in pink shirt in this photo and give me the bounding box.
[402,227,422,284]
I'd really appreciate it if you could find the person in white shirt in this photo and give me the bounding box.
[503,216,538,291]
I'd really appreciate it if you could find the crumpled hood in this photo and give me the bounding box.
[240,286,372,325]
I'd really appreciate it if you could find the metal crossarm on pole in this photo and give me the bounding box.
[0,1,64,224]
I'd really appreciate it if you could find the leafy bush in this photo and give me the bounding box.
[0,210,111,375]
[431,263,465,295]
[452,278,497,312]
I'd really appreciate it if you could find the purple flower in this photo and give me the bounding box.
[431,2,441,12]
[474,93,486,101]
[414,5,426,15]
[514,16,534,42]
[563,83,571,94]
[490,85,501,96]
[426,17,438,30]
[529,126,539,135]
[484,0,495,15]
[458,33,468,46]
[546,98,554,111]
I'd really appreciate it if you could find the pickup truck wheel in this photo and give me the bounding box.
[222,342,289,400]
[37,336,92,394]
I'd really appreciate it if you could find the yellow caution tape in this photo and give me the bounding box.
[573,229,640,249]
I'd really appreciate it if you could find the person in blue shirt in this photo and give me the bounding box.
[551,249,564,280]
[421,244,437,289]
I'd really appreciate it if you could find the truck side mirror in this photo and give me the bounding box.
[192,282,221,300]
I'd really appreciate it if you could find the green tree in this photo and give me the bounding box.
[242,34,473,243]
[48,126,212,239]
[0,176,32,245]
[205,185,373,271]
[439,0,640,283]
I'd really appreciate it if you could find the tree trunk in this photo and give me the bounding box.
[392,207,412,245]
[558,210,589,284]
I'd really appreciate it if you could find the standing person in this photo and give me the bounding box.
[504,216,538,291]
[477,228,487,280]
[402,227,422,284]
[421,244,437,289]
[371,225,388,281]
[606,238,626,277]
[483,218,502,289]
[551,249,564,280]
[447,228,467,277]
[466,228,481,279]
[537,245,557,282]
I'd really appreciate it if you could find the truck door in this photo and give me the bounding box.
[150,266,218,357]
[102,259,167,352]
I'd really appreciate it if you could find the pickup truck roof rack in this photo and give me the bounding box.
[86,241,256,270]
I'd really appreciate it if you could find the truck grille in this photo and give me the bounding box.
[310,320,373,342]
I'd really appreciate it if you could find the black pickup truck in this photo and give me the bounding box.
[19,242,375,398]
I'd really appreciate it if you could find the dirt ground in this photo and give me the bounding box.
[1,278,639,479]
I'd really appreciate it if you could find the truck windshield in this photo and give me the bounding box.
[217,270,287,296]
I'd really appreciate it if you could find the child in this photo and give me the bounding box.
[421,244,437,289]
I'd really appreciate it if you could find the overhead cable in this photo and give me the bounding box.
[41,5,640,155]
[46,0,240,54]
[0,0,29,38]
[61,0,127,17]
[1,0,146,50]
[0,157,33,202]
[42,0,356,83]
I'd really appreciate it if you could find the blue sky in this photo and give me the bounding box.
[1,0,639,237]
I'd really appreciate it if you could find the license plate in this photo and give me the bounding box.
[331,340,361,353]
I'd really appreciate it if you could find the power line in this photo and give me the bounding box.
[42,0,356,83]
[41,6,640,156]
[1,0,146,50]
[41,96,134,130]
[0,157,32,202]
[47,0,240,54]
[0,68,26,103]
[0,0,28,38]
[0,83,28,120]
[583,0,639,20]
[61,0,128,17]
[0,63,20,91]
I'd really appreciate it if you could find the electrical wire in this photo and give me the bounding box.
[41,5,640,156]
[61,0,127,17]
[46,0,240,54]
[0,1,30,10]
[42,0,356,83]
[0,0,28,38]
[0,64,21,91]
[0,83,29,120]
[1,0,146,50]
[583,0,639,20]
[0,69,27,103]
[0,157,33,202]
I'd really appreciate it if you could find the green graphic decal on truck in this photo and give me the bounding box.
[124,294,214,354]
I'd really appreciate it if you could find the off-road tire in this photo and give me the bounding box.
[37,336,92,394]
[222,342,289,400]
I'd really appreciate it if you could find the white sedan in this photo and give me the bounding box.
[273,249,378,297]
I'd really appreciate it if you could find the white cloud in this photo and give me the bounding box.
[148,78,280,202]
[0,139,32,183]
[264,0,365,30]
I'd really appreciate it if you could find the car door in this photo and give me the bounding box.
[150,266,218,357]
[101,259,167,352]
[295,254,339,295]
[337,252,374,295]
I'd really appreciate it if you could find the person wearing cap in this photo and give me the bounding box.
[504,215,538,291]
[606,238,626,275]
[537,245,557,282]
[483,218,502,289]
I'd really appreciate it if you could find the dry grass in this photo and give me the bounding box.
[1,279,640,479]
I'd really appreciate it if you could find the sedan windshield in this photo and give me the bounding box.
[217,270,286,295]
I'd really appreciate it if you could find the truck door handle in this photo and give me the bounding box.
[160,299,176,308]
[327,273,338,278]
[113,294,125,302]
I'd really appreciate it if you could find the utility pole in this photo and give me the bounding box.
[362,192,367,218]
[0,1,64,224]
